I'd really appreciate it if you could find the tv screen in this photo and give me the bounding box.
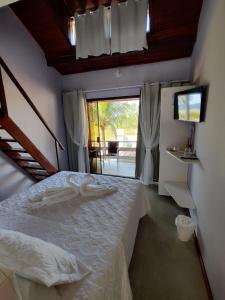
[174,87,206,122]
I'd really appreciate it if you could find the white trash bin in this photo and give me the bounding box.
[175,215,196,242]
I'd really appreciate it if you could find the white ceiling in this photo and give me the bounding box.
[0,0,20,8]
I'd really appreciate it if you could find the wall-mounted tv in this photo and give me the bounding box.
[174,86,206,123]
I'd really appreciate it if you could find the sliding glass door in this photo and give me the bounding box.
[87,97,140,178]
[87,101,102,174]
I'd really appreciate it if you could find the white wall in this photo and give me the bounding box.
[0,7,68,200]
[190,1,225,299]
[0,1,20,7]
[62,58,191,99]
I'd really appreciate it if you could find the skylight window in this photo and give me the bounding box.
[68,17,76,46]
[146,7,150,32]
[68,6,150,46]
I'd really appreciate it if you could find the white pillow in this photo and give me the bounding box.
[0,229,91,287]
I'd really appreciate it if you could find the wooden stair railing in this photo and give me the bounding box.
[0,57,64,181]
[0,117,57,181]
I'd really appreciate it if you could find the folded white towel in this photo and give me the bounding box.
[28,187,77,209]
[80,184,118,197]
[29,187,73,203]
[68,174,118,197]
[42,188,79,206]
[29,174,118,209]
[67,173,96,189]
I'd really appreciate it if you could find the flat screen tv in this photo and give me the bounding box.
[174,86,206,122]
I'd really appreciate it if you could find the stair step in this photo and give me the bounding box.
[0,138,17,143]
[23,165,44,170]
[16,161,43,169]
[27,169,48,175]
[14,156,36,162]
[3,147,28,153]
[2,147,27,153]
[0,117,58,180]
[34,175,49,180]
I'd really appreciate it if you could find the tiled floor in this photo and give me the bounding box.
[98,158,136,177]
[129,185,210,300]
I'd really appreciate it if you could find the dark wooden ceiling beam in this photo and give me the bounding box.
[64,0,127,14]
[47,23,197,62]
[75,0,87,14]
[149,0,202,34]
[64,0,89,14]
[90,0,99,11]
[10,0,203,75]
[10,0,73,58]
[47,36,194,74]
[149,23,197,44]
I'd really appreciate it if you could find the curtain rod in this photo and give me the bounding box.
[84,84,142,94]
[83,80,189,94]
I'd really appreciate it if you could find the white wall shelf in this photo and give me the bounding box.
[158,85,198,208]
[158,85,195,195]
[164,181,195,209]
[166,150,199,164]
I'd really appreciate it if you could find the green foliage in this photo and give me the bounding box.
[89,100,139,142]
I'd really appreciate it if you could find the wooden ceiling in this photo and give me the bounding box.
[64,0,114,14]
[10,0,203,75]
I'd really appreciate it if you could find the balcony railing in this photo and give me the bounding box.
[89,140,137,161]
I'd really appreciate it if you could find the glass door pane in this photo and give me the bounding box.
[98,98,140,178]
[87,101,102,174]
[88,97,140,178]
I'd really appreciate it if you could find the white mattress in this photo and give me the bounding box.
[0,171,150,300]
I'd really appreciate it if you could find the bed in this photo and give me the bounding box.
[0,171,150,300]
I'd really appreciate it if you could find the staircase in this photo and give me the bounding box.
[0,57,64,182]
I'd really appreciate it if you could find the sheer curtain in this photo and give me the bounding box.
[111,0,148,53]
[75,6,110,59]
[136,81,190,183]
[139,83,161,185]
[63,90,90,173]
[74,0,148,58]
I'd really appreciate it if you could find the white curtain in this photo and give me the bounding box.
[63,90,90,173]
[140,83,160,185]
[111,0,148,53]
[75,6,110,59]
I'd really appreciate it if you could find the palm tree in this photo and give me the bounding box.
[88,100,139,152]
[98,102,118,151]
[98,101,138,150]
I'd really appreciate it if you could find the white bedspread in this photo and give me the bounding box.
[0,207,131,300]
[0,172,150,300]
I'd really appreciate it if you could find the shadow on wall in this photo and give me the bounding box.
[0,152,33,201]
